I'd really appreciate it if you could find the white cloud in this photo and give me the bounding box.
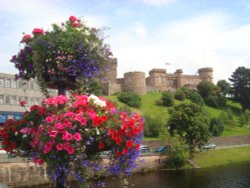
[109,12,250,83]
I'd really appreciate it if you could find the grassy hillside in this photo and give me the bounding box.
[106,93,250,137]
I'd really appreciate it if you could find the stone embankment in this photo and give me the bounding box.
[0,156,166,188]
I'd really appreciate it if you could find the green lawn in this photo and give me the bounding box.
[193,146,250,168]
[106,93,250,137]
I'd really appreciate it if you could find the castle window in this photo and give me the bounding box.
[168,80,174,85]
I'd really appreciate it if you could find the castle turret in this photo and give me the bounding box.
[124,72,146,95]
[175,69,184,88]
[198,68,213,82]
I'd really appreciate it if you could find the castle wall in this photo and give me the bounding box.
[101,58,213,95]
[124,72,146,95]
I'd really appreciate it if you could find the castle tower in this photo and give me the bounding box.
[198,68,213,82]
[124,72,146,95]
[175,69,184,88]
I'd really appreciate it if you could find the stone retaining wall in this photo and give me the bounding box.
[0,156,166,188]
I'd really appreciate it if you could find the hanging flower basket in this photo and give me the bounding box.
[10,15,113,95]
[0,94,144,187]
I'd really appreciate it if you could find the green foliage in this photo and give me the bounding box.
[167,103,210,153]
[75,80,102,95]
[174,89,187,101]
[117,92,141,108]
[197,81,227,108]
[161,91,174,107]
[165,144,189,169]
[217,80,231,96]
[209,118,224,136]
[239,111,250,127]
[197,81,217,98]
[144,114,165,137]
[229,66,250,112]
[186,89,204,105]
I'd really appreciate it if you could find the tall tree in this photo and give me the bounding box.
[229,67,250,112]
[167,103,209,154]
[217,80,231,96]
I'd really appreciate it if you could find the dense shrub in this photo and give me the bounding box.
[209,118,224,136]
[165,144,189,169]
[186,89,204,105]
[144,114,165,137]
[205,95,227,108]
[161,92,174,107]
[117,92,141,108]
[174,89,187,101]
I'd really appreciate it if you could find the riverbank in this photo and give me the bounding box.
[192,145,250,168]
[1,146,250,187]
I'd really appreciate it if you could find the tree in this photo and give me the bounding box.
[209,118,224,136]
[217,80,231,96]
[117,92,141,108]
[167,103,209,154]
[197,81,217,99]
[229,67,250,112]
[161,91,174,107]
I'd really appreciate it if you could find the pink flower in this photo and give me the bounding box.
[46,116,53,123]
[69,15,77,22]
[55,123,64,130]
[63,142,70,150]
[80,118,86,126]
[72,20,80,27]
[32,28,44,35]
[62,131,73,141]
[56,143,63,151]
[55,95,68,105]
[21,34,32,43]
[74,132,81,141]
[49,130,58,138]
[63,119,72,127]
[45,97,57,106]
[67,147,75,155]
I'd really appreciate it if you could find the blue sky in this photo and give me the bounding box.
[1,0,250,83]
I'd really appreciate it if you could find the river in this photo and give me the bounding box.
[33,162,250,188]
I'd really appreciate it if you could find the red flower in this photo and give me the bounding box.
[32,28,44,35]
[115,137,122,145]
[69,16,77,22]
[122,148,128,155]
[21,34,32,43]
[126,140,133,148]
[98,142,105,150]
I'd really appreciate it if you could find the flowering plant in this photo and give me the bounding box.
[1,94,144,186]
[10,16,113,95]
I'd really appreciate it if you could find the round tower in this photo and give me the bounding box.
[198,68,213,82]
[175,69,183,88]
[124,72,146,95]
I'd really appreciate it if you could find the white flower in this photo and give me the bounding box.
[88,94,106,107]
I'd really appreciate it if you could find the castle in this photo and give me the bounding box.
[101,58,213,95]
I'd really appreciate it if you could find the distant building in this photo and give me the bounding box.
[0,73,56,125]
[101,58,213,95]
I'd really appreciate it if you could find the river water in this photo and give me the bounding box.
[35,162,250,188]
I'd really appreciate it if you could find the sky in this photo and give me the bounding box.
[1,0,250,83]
